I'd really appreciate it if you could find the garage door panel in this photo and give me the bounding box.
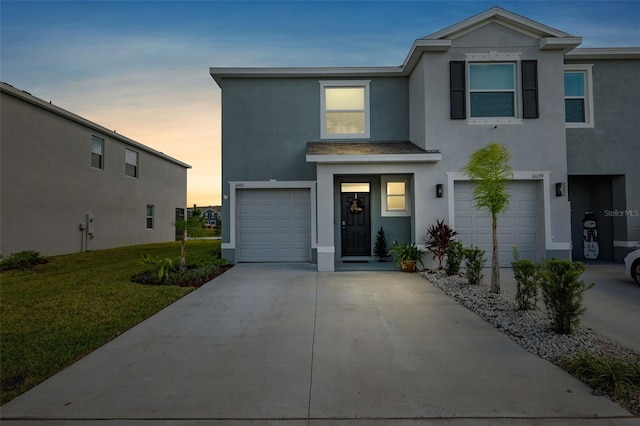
[455,181,538,266]
[237,189,311,262]
[499,217,516,228]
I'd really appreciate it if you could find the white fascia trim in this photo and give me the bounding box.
[540,37,583,50]
[566,48,640,60]
[402,39,452,72]
[306,153,442,163]
[424,7,574,41]
[446,171,571,252]
[226,181,317,250]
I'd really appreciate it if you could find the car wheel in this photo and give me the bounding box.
[633,259,640,286]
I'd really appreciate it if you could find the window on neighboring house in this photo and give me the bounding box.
[320,80,370,139]
[91,136,104,169]
[125,149,138,177]
[450,55,538,123]
[564,65,594,127]
[146,205,154,229]
[381,176,410,217]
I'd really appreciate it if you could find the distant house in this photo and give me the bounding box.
[210,7,639,271]
[0,82,191,256]
[188,205,221,227]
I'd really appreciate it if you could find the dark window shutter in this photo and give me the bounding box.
[522,60,539,119]
[450,61,466,119]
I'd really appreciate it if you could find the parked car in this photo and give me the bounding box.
[623,245,640,285]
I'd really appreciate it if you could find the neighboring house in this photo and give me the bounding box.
[210,7,639,271]
[0,82,191,257]
[563,49,640,261]
[188,205,221,227]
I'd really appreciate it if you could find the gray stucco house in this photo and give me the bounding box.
[210,7,639,271]
[0,82,191,257]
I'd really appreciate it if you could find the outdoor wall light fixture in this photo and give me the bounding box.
[436,184,444,198]
[555,182,565,197]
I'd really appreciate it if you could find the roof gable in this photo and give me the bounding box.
[423,7,575,41]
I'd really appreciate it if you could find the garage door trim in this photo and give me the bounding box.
[447,171,570,255]
[225,181,317,259]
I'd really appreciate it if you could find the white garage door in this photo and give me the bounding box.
[454,181,539,267]
[237,189,311,262]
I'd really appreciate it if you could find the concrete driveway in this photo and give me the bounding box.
[1,263,637,425]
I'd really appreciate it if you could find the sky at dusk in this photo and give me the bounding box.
[2,1,639,206]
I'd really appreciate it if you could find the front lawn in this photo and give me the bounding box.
[0,240,221,405]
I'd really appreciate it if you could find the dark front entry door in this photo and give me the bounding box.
[341,192,371,256]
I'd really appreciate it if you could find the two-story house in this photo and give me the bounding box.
[210,7,639,271]
[0,82,191,257]
[188,205,221,227]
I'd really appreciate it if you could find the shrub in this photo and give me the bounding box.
[424,219,457,269]
[511,247,539,311]
[538,259,594,334]
[132,258,227,287]
[464,246,486,285]
[0,250,47,271]
[374,227,389,261]
[389,241,426,271]
[565,353,639,402]
[445,240,465,276]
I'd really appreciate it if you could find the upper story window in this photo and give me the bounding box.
[450,53,538,124]
[469,63,516,118]
[320,80,370,139]
[125,149,138,178]
[91,136,104,169]
[564,64,594,128]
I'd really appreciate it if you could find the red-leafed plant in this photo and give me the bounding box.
[424,219,457,270]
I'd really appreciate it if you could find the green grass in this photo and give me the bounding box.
[0,240,221,404]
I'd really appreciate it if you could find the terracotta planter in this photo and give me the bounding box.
[401,260,416,272]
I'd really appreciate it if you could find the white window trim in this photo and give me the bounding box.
[320,80,370,139]
[465,52,523,125]
[91,135,104,170]
[125,148,139,178]
[146,204,154,230]
[381,175,411,217]
[564,64,594,128]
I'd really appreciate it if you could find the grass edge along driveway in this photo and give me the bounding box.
[0,240,221,405]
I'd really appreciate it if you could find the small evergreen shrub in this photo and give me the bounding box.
[511,247,539,311]
[445,240,465,276]
[374,227,389,261]
[464,246,486,285]
[0,250,48,271]
[538,259,594,334]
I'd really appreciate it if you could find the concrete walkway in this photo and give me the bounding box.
[1,263,637,425]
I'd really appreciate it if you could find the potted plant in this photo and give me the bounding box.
[389,241,426,272]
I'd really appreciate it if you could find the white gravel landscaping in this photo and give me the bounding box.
[422,270,640,414]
